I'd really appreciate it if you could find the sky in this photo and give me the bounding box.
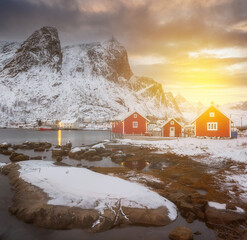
[0,0,247,105]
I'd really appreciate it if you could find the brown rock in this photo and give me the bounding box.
[0,150,13,155]
[52,148,67,157]
[34,147,45,152]
[56,156,62,162]
[90,155,102,161]
[30,156,43,160]
[205,205,247,225]
[169,226,193,240]
[226,203,237,211]
[10,152,30,162]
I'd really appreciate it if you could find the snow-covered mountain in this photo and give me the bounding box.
[175,94,204,123]
[221,101,247,127]
[0,26,183,125]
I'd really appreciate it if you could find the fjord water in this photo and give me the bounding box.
[0,129,111,146]
[0,129,216,240]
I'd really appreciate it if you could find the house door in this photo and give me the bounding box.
[170,127,175,137]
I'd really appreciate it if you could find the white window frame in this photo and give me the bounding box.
[133,114,137,118]
[133,121,138,128]
[170,121,174,125]
[209,112,215,117]
[207,122,218,131]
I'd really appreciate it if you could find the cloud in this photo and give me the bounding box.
[0,0,247,94]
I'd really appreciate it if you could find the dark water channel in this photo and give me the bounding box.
[0,129,216,240]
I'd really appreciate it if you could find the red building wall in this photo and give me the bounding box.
[112,121,123,134]
[162,119,182,137]
[124,112,147,134]
[195,106,230,137]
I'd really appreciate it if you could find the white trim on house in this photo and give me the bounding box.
[209,112,215,117]
[170,127,175,137]
[133,121,138,128]
[191,105,232,124]
[207,122,218,131]
[161,118,183,128]
[113,111,150,122]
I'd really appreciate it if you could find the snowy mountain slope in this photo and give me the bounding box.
[0,41,20,71]
[0,26,183,125]
[175,94,204,123]
[221,101,247,127]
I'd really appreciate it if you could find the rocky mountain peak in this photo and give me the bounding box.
[86,37,133,82]
[2,26,62,76]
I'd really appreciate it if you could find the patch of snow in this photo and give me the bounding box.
[208,201,245,213]
[0,163,7,167]
[226,174,247,203]
[120,137,247,163]
[17,161,177,220]
[70,147,83,153]
[92,143,105,149]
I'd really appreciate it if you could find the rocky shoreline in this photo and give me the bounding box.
[1,162,175,233]
[1,140,247,239]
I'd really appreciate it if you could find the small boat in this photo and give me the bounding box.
[39,126,52,131]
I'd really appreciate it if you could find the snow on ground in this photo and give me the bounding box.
[225,174,247,203]
[119,137,247,204]
[17,161,177,220]
[120,137,247,163]
[208,201,245,213]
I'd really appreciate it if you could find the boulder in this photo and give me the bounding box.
[83,149,97,159]
[44,142,52,149]
[68,147,87,160]
[10,153,30,162]
[56,156,62,162]
[0,143,9,150]
[111,151,126,162]
[34,147,45,152]
[30,156,43,160]
[65,141,72,149]
[205,205,247,225]
[169,226,193,240]
[52,148,68,157]
[90,155,102,161]
[0,150,13,155]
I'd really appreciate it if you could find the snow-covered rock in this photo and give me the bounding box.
[17,160,177,220]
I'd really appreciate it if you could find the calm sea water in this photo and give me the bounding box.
[0,129,216,240]
[0,129,111,146]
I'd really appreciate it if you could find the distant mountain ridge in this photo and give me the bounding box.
[0,26,183,125]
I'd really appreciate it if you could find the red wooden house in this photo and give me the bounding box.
[192,105,232,138]
[112,111,149,135]
[161,118,183,137]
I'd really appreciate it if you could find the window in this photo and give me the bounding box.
[170,121,174,125]
[134,114,137,118]
[207,122,218,131]
[133,121,138,128]
[209,112,215,117]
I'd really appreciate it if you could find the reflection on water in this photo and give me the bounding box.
[58,130,61,146]
[122,160,149,171]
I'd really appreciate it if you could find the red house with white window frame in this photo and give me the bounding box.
[192,105,232,138]
[112,112,149,135]
[161,118,183,137]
